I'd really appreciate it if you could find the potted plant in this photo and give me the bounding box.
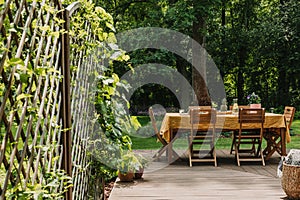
[134,154,148,179]
[117,151,142,182]
[247,92,261,108]
[280,149,300,199]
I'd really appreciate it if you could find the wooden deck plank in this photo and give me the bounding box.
[109,150,286,200]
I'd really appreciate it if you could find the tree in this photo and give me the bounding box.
[96,0,300,112]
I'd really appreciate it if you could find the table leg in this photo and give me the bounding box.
[167,143,172,163]
[168,129,174,163]
[264,128,287,160]
[167,129,182,163]
[281,128,287,156]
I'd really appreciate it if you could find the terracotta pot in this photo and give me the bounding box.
[134,167,144,179]
[281,162,300,199]
[118,171,134,182]
[250,104,261,109]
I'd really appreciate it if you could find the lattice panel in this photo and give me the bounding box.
[69,12,98,200]
[0,0,105,199]
[0,0,66,198]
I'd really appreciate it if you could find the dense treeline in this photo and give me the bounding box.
[96,0,300,115]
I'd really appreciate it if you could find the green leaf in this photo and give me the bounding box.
[34,68,47,76]
[16,94,32,101]
[20,73,30,83]
[105,22,115,32]
[130,116,141,130]
[39,25,50,32]
[50,31,60,38]
[8,58,24,66]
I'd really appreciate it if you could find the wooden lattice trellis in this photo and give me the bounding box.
[0,1,98,199]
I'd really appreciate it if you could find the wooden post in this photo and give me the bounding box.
[61,7,72,200]
[61,2,81,199]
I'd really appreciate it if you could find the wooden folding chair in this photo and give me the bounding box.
[230,105,250,154]
[149,107,180,161]
[284,106,296,130]
[233,108,265,166]
[263,106,296,159]
[149,107,168,159]
[188,108,217,167]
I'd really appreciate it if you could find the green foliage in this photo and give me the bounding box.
[96,0,299,112]
[246,92,261,104]
[294,111,300,120]
[6,170,72,199]
[136,116,151,126]
[90,159,118,182]
[0,0,73,198]
[117,150,142,173]
[66,0,143,192]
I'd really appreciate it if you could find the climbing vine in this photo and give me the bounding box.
[65,0,140,193]
[0,0,136,198]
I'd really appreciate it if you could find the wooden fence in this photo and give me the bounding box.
[0,1,99,199]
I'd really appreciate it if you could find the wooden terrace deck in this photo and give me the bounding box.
[109,150,287,200]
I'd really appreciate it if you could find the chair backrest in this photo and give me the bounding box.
[190,108,217,125]
[188,106,212,114]
[149,107,166,144]
[238,108,265,125]
[284,106,296,129]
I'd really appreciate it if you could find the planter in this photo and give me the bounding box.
[281,162,300,199]
[118,171,134,182]
[250,104,261,109]
[134,167,144,179]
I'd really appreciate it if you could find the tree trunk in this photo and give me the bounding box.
[177,56,192,108]
[237,47,246,104]
[278,68,289,106]
[192,2,211,106]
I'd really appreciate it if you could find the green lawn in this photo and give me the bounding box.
[287,120,300,149]
[130,136,162,149]
[131,116,300,150]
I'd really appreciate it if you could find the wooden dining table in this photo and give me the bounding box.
[160,112,290,162]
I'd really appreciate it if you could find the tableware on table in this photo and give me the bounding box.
[232,98,239,114]
[220,98,227,111]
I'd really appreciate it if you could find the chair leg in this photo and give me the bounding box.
[188,136,192,167]
[256,139,263,157]
[153,145,169,160]
[251,138,256,155]
[213,147,217,167]
[263,132,272,155]
[260,149,265,166]
[210,139,214,157]
[230,131,236,154]
[235,142,240,166]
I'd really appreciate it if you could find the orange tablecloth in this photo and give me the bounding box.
[160,112,290,143]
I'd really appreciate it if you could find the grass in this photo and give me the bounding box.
[135,116,151,126]
[131,116,300,150]
[130,116,163,149]
[130,136,162,149]
[287,120,300,149]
